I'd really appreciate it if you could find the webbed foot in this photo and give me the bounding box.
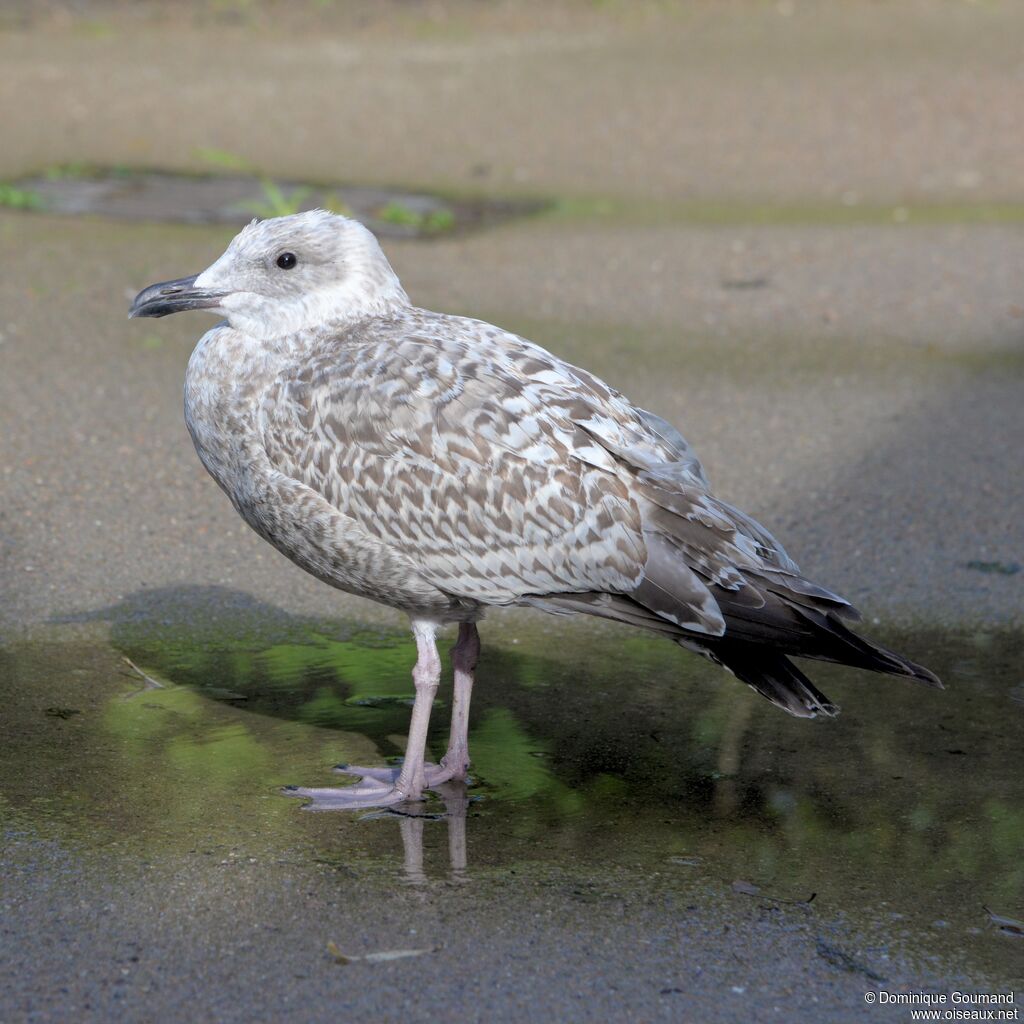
[282,761,469,811]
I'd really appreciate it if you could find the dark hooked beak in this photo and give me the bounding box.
[128,274,225,318]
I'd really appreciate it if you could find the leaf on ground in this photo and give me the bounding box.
[983,906,1024,937]
[327,940,436,964]
[326,941,352,964]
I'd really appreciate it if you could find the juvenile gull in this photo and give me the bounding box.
[130,210,940,809]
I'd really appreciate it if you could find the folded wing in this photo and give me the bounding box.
[259,313,939,715]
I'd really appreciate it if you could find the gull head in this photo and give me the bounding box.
[129,210,410,338]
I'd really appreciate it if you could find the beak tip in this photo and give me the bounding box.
[128,273,211,321]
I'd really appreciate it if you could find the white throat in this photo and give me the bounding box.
[218,273,410,340]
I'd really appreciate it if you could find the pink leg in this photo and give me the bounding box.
[441,622,479,781]
[391,620,443,799]
[330,622,480,792]
[284,619,442,810]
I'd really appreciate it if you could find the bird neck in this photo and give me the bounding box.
[222,276,410,341]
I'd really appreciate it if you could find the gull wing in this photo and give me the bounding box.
[257,311,939,715]
[257,313,765,636]
[257,316,649,608]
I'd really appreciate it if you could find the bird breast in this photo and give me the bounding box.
[183,324,278,496]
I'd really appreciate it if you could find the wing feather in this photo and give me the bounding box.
[256,311,844,639]
[258,318,649,604]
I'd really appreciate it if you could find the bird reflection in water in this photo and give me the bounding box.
[351,781,473,886]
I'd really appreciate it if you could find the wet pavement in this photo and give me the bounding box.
[1,591,1022,1020]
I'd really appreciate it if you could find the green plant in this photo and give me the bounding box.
[0,183,44,210]
[376,200,423,227]
[423,208,455,232]
[195,148,315,220]
[236,179,313,218]
[376,201,456,233]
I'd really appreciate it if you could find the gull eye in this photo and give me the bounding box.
[276,252,297,270]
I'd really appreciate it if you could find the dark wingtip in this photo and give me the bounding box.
[877,644,942,689]
[907,661,943,689]
[795,604,944,692]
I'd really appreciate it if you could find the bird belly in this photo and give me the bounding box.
[183,326,472,619]
[236,471,468,618]
[187,401,464,618]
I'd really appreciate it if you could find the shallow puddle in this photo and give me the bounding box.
[2,587,1022,987]
[6,167,544,238]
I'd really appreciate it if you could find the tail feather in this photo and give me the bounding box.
[525,583,942,720]
[712,644,839,719]
[713,589,942,690]
[704,606,941,719]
